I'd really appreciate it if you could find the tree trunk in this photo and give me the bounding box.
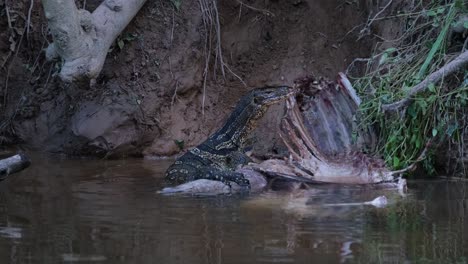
[42,0,147,82]
[0,154,31,181]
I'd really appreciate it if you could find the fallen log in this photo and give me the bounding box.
[0,154,31,181]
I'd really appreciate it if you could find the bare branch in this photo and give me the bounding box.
[236,1,275,17]
[26,0,34,40]
[382,51,468,112]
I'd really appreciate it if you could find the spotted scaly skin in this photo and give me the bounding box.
[165,86,294,189]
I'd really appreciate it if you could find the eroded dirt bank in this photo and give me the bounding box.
[0,0,374,157]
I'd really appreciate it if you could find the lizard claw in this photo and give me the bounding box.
[221,178,232,190]
[235,176,251,190]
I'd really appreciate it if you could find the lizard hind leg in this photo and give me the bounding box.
[199,167,251,190]
[225,151,252,170]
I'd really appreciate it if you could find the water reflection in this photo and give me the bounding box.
[0,154,467,263]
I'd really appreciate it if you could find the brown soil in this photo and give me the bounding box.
[0,0,374,157]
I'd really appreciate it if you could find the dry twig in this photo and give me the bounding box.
[212,1,225,78]
[5,5,13,29]
[171,81,180,107]
[358,0,393,40]
[26,0,34,40]
[236,0,275,17]
[170,7,175,45]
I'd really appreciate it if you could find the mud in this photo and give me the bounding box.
[0,0,374,157]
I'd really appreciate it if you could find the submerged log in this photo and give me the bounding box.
[0,154,31,181]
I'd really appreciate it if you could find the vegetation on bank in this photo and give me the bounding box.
[350,0,468,175]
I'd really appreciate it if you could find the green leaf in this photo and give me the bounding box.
[117,39,124,50]
[454,0,464,9]
[415,137,421,148]
[408,103,417,118]
[447,123,458,137]
[174,139,185,150]
[464,21,468,29]
[170,0,182,10]
[427,10,436,17]
[432,128,438,137]
[418,6,456,79]
[417,100,428,115]
[124,33,138,41]
[378,52,389,66]
[428,83,436,93]
[393,156,400,168]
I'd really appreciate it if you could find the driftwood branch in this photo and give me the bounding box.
[42,0,147,82]
[382,51,468,112]
[0,154,31,181]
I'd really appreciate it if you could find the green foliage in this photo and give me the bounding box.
[170,0,182,11]
[110,33,139,52]
[174,139,185,150]
[352,1,467,174]
[418,5,455,78]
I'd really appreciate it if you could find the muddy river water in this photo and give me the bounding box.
[0,154,467,263]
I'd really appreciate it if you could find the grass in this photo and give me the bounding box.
[350,0,468,175]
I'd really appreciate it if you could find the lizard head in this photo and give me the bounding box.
[218,86,296,147]
[244,86,296,122]
[249,86,295,107]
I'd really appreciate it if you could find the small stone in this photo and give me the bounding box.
[280,76,285,81]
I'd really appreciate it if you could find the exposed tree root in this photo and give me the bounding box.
[42,0,147,82]
[198,0,246,114]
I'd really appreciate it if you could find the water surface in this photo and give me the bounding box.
[0,154,467,263]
